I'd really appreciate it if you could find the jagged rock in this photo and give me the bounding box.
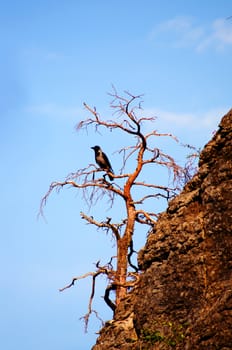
[92,109,232,350]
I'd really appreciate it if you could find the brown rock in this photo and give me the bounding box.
[92,109,232,350]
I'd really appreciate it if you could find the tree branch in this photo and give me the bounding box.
[80,212,121,241]
[39,174,126,217]
[59,261,115,331]
[132,193,167,205]
[81,272,104,332]
[133,181,177,195]
[128,239,139,272]
[104,284,117,312]
[135,210,158,225]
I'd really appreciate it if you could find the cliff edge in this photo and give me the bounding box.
[93,109,232,350]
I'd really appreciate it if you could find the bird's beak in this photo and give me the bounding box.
[91,146,94,149]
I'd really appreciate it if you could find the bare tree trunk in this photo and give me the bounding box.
[115,237,128,304]
[115,203,136,305]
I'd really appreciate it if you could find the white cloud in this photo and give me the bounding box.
[213,18,232,44]
[22,47,66,62]
[142,106,229,132]
[138,106,230,151]
[196,19,232,51]
[151,16,204,48]
[25,103,83,122]
[150,16,232,52]
[159,109,220,128]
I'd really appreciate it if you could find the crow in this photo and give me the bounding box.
[91,145,114,181]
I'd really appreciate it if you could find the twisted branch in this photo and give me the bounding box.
[128,239,139,272]
[135,210,158,225]
[59,261,115,331]
[80,211,122,241]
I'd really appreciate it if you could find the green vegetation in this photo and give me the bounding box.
[141,321,187,348]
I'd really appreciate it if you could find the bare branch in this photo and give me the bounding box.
[145,130,179,143]
[116,144,139,174]
[78,102,141,137]
[59,260,116,331]
[128,240,139,272]
[80,211,121,241]
[104,271,140,308]
[141,148,160,165]
[59,271,97,292]
[39,173,126,217]
[178,143,200,186]
[104,284,116,312]
[135,210,158,225]
[80,89,148,152]
[132,193,169,205]
[81,271,104,332]
[133,181,177,193]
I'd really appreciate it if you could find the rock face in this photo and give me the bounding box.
[92,110,232,350]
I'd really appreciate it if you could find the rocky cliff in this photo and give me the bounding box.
[93,110,232,350]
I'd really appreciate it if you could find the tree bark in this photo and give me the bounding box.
[115,203,136,305]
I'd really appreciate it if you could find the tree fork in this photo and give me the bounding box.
[114,112,147,305]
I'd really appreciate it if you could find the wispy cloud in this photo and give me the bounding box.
[142,106,229,133]
[157,108,226,128]
[149,16,232,52]
[197,18,232,51]
[22,47,66,62]
[25,103,83,122]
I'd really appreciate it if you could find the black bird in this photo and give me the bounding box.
[91,145,114,181]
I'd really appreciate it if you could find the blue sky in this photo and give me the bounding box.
[1,1,232,349]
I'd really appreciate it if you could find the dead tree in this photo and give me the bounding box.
[40,89,190,329]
